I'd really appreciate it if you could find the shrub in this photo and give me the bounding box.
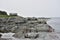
[0,11,7,15]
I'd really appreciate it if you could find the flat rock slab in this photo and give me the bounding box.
[11,32,60,40]
[1,32,60,40]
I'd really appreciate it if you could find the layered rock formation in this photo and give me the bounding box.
[0,15,54,38]
[0,16,25,33]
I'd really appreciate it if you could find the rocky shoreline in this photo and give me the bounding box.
[0,15,54,38]
[0,12,54,38]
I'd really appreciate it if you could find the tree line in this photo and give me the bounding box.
[0,11,7,15]
[0,10,18,16]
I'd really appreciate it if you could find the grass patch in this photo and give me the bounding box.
[0,15,17,18]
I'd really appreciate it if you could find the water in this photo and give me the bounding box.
[47,17,60,32]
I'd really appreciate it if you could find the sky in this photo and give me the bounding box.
[0,0,60,17]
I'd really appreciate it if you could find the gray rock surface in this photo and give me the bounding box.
[0,38,10,40]
[0,16,53,38]
[0,32,60,40]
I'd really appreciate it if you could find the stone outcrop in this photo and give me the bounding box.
[0,16,25,33]
[0,16,54,38]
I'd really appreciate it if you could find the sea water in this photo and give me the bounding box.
[47,17,60,32]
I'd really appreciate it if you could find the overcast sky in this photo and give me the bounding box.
[0,0,60,17]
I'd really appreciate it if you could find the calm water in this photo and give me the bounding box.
[47,17,60,32]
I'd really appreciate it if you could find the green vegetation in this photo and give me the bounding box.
[0,15,16,18]
[0,10,17,18]
[0,11,7,15]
